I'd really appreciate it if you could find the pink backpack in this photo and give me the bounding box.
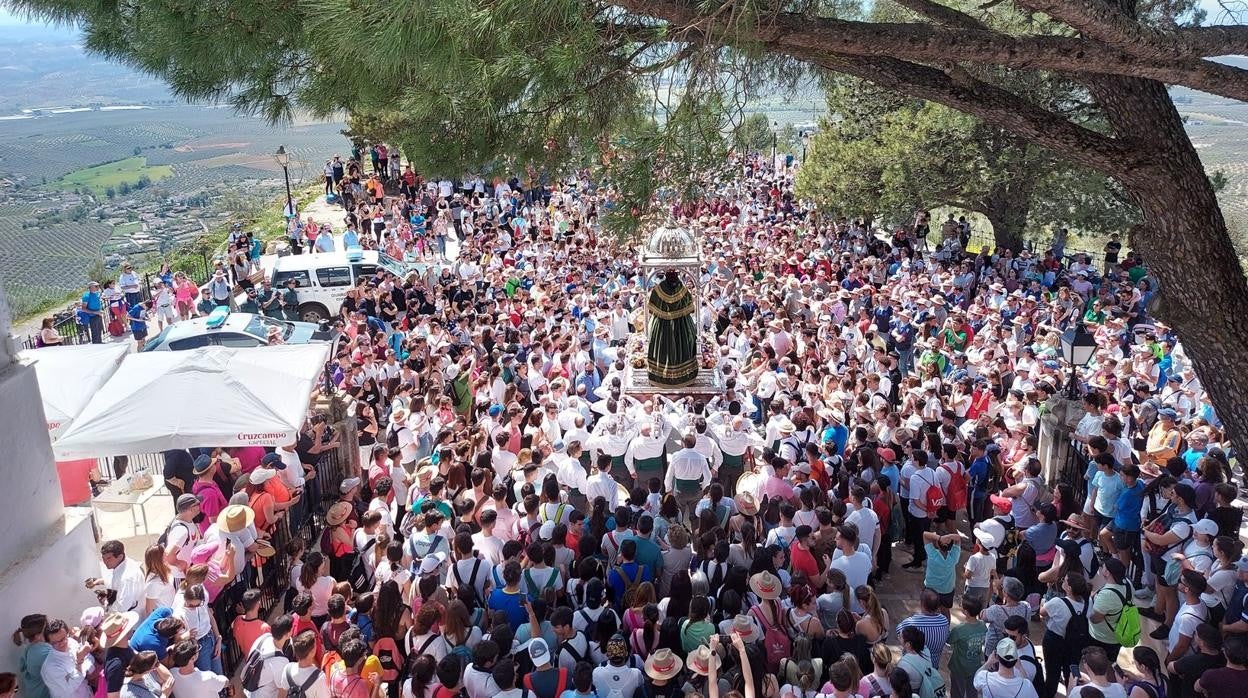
[749,604,791,673]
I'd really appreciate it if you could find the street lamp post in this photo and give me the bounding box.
[274,145,293,219]
[801,131,811,162]
[1060,321,1098,399]
[771,121,778,160]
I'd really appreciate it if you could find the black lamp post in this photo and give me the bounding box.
[1060,321,1097,398]
[801,131,811,162]
[771,121,778,160]
[274,145,293,218]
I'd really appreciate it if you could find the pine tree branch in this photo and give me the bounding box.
[889,0,989,30]
[1013,0,1248,58]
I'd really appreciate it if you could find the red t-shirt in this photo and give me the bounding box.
[789,542,819,579]
[872,493,892,535]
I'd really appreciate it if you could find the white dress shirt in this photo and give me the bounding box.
[664,448,712,492]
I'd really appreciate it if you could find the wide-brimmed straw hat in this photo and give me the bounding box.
[749,571,782,600]
[644,648,683,680]
[686,645,721,676]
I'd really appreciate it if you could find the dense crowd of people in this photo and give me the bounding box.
[15,148,1248,698]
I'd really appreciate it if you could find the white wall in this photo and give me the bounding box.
[0,509,98,671]
[0,361,64,569]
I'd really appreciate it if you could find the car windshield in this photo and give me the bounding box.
[244,315,294,341]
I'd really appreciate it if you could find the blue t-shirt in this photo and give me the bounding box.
[127,304,147,333]
[821,425,849,456]
[880,464,901,495]
[923,544,959,594]
[1093,472,1124,517]
[607,561,652,609]
[487,588,528,630]
[1183,448,1206,471]
[82,291,103,312]
[1113,481,1145,532]
[129,607,173,658]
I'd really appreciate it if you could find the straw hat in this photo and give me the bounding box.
[100,612,140,648]
[730,614,761,643]
[686,645,721,676]
[253,540,276,558]
[749,571,782,600]
[644,648,683,681]
[735,491,759,516]
[1061,514,1087,531]
[217,504,255,533]
[776,418,796,435]
[326,501,353,526]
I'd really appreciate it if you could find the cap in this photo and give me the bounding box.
[526,637,550,664]
[418,552,447,576]
[261,452,285,468]
[249,469,275,485]
[339,477,362,494]
[1236,556,1248,572]
[996,637,1018,661]
[1158,407,1178,419]
[175,493,201,512]
[876,447,896,462]
[538,521,556,541]
[488,404,503,417]
[1193,518,1220,536]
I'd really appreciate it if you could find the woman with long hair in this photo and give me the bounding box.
[120,651,172,698]
[786,584,824,641]
[1122,646,1166,698]
[629,603,662,657]
[142,545,175,618]
[1039,571,1091,697]
[663,572,693,621]
[623,582,657,633]
[373,580,412,647]
[778,636,824,692]
[818,568,853,627]
[296,552,335,626]
[440,600,481,656]
[729,521,759,569]
[822,609,871,679]
[887,666,915,698]
[854,586,891,645]
[859,643,895,697]
[1205,535,1243,626]
[401,654,437,698]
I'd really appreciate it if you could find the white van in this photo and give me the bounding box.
[269,249,403,322]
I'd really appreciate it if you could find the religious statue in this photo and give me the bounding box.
[646,270,698,386]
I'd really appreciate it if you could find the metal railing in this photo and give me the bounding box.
[17,250,214,352]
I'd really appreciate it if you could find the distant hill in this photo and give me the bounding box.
[0,25,172,110]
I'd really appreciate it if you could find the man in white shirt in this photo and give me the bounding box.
[584,454,621,511]
[665,433,713,508]
[171,639,229,698]
[973,638,1039,698]
[89,540,146,615]
[471,509,506,564]
[845,487,880,560]
[451,532,494,604]
[241,616,293,698]
[276,625,328,698]
[624,422,666,487]
[41,620,92,698]
[829,524,872,612]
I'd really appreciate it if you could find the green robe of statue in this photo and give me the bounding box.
[646,274,698,386]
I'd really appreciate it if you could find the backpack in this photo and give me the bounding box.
[1105,586,1141,648]
[522,667,569,698]
[372,636,403,682]
[899,653,947,698]
[613,564,644,606]
[349,537,377,592]
[578,609,601,641]
[1061,597,1092,655]
[541,503,566,524]
[452,558,484,610]
[749,604,791,673]
[157,519,193,548]
[241,646,280,692]
[524,568,559,601]
[940,462,968,512]
[915,469,944,517]
[1025,476,1052,514]
[283,664,322,698]
[1019,653,1045,697]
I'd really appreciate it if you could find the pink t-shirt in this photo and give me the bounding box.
[231,447,266,474]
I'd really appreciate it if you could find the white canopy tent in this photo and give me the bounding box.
[20,343,130,439]
[53,344,330,459]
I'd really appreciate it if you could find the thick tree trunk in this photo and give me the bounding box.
[982,180,1032,253]
[1097,77,1248,452]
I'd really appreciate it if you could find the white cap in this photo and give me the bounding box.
[538,521,556,541]
[1193,518,1220,537]
[249,469,275,485]
[418,552,447,576]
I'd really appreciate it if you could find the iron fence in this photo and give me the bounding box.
[16,250,214,352]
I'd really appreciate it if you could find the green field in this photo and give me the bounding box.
[49,156,173,194]
[112,221,142,236]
